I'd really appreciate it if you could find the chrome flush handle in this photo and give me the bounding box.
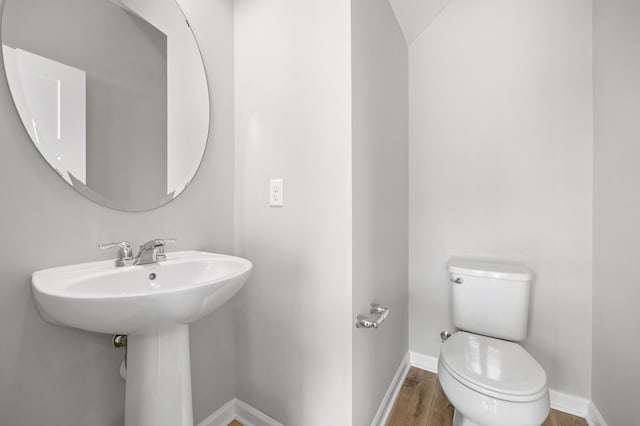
[450,277,463,284]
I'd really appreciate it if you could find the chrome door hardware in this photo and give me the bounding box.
[356,303,390,329]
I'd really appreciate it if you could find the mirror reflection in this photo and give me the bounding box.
[1,0,209,211]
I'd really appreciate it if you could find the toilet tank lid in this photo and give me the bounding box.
[448,259,533,281]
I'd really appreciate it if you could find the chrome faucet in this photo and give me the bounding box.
[99,238,175,267]
[133,238,175,265]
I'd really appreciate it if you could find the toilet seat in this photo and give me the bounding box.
[440,332,547,403]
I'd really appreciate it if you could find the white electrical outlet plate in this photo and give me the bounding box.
[270,179,283,207]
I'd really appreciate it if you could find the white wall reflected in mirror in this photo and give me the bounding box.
[110,0,208,196]
[3,45,86,186]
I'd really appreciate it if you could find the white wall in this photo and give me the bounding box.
[351,0,408,424]
[408,0,593,398]
[388,0,449,44]
[593,1,640,424]
[234,1,353,424]
[118,0,210,197]
[0,0,236,424]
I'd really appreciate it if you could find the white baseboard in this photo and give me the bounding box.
[201,354,413,426]
[548,389,590,418]
[586,401,608,426]
[198,398,283,426]
[371,352,410,426]
[409,351,438,373]
[235,399,284,426]
[198,399,236,426]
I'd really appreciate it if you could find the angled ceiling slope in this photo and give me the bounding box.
[388,0,451,44]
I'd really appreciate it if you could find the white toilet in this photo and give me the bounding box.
[438,259,550,426]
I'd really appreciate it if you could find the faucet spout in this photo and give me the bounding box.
[134,238,175,265]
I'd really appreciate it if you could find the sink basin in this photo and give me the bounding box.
[32,250,252,334]
[32,250,252,426]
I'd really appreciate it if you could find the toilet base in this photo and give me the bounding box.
[453,408,480,426]
[439,358,549,426]
[453,406,548,426]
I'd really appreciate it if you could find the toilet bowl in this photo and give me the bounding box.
[438,332,549,426]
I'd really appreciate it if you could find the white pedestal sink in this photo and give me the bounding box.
[32,251,252,426]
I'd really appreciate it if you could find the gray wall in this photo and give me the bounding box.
[351,0,408,424]
[593,1,640,424]
[0,0,235,424]
[234,0,353,424]
[408,0,594,397]
[2,0,168,209]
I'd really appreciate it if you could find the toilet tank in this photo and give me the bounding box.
[448,259,533,341]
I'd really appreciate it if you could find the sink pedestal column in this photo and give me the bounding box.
[125,324,193,426]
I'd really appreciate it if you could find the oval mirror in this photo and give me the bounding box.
[1,0,209,211]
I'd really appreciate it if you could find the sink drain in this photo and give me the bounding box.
[149,273,157,280]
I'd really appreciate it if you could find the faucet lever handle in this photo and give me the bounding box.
[98,241,134,266]
[99,241,131,249]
